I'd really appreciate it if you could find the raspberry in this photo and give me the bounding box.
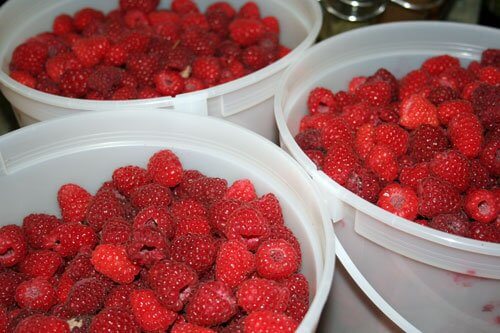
[437,66,474,92]
[170,234,217,272]
[148,10,182,26]
[294,129,322,152]
[377,103,400,123]
[374,123,409,157]
[91,244,140,284]
[86,192,125,232]
[428,212,470,237]
[237,278,289,313]
[127,226,169,266]
[10,71,36,88]
[53,14,75,35]
[181,177,228,206]
[19,250,63,279]
[399,95,439,130]
[130,289,177,332]
[10,42,48,75]
[410,124,450,163]
[133,206,175,239]
[147,149,184,187]
[256,239,299,280]
[14,314,70,333]
[449,112,483,159]
[262,16,280,34]
[223,179,257,202]
[58,184,92,223]
[192,56,221,85]
[417,177,461,218]
[319,116,353,149]
[175,170,205,197]
[0,225,27,267]
[480,138,500,176]
[125,53,158,86]
[470,83,499,112]
[172,322,216,333]
[175,215,211,237]
[64,253,97,282]
[15,277,57,311]
[184,77,207,93]
[137,86,162,99]
[481,48,500,67]
[229,19,265,46]
[355,80,392,107]
[111,166,151,197]
[250,193,285,227]
[286,293,309,323]
[478,66,500,85]
[120,32,151,54]
[399,69,431,100]
[0,271,26,308]
[429,150,471,193]
[283,273,309,299]
[436,99,474,125]
[172,0,199,14]
[464,189,498,223]
[154,70,185,97]
[242,45,273,70]
[344,167,380,203]
[129,183,172,210]
[322,142,359,186]
[354,123,375,160]
[469,222,499,243]
[119,0,159,13]
[207,2,237,18]
[72,36,109,68]
[44,223,97,258]
[421,55,460,76]
[170,198,207,221]
[238,2,260,19]
[366,144,399,182]
[22,214,61,249]
[60,68,91,97]
[89,307,139,333]
[225,207,270,251]
[427,86,458,106]
[73,8,105,32]
[263,224,302,266]
[349,76,367,93]
[215,240,255,288]
[341,101,374,131]
[103,44,127,67]
[469,159,494,189]
[208,199,242,234]
[65,277,108,316]
[377,183,418,220]
[181,27,217,56]
[243,310,298,333]
[0,307,6,332]
[307,87,338,115]
[186,281,237,327]
[147,260,198,311]
[400,162,431,190]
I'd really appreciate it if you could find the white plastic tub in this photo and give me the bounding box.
[0,0,322,142]
[275,22,500,333]
[0,109,335,332]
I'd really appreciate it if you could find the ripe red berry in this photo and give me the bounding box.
[421,55,460,76]
[307,87,338,115]
[225,207,270,251]
[14,314,70,333]
[208,199,242,234]
[377,183,418,220]
[130,289,178,332]
[344,167,381,203]
[58,183,92,223]
[322,142,359,186]
[147,149,184,187]
[0,271,26,308]
[170,234,217,272]
[129,183,172,210]
[215,240,255,288]
[89,307,140,333]
[464,189,498,223]
[399,162,431,190]
[90,244,140,284]
[480,138,500,176]
[0,225,28,267]
[15,277,57,311]
[355,80,392,107]
[469,222,499,243]
[229,19,265,46]
[410,124,450,163]
[417,177,461,218]
[436,99,473,125]
[192,56,222,85]
[11,42,48,75]
[133,205,175,239]
[237,278,289,313]
[429,213,470,237]
[154,70,186,97]
[119,0,159,13]
[256,239,299,280]
[19,250,63,279]
[243,310,298,333]
[72,36,110,68]
[224,179,257,202]
[429,150,471,192]
[171,322,216,333]
[399,94,439,130]
[366,144,399,182]
[127,226,169,266]
[65,277,109,316]
[374,123,409,157]
[448,112,483,159]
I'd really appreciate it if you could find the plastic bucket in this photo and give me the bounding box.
[0,109,335,332]
[0,0,322,142]
[275,22,500,333]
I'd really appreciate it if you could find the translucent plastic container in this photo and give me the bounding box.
[0,109,335,332]
[0,0,322,142]
[275,22,500,333]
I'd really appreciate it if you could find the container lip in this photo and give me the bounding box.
[275,21,500,257]
[0,0,322,112]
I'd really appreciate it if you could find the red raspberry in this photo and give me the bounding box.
[348,76,367,93]
[355,80,392,107]
[256,239,299,280]
[470,83,499,112]
[175,169,205,197]
[374,123,409,157]
[186,281,237,327]
[421,55,460,76]
[286,293,309,323]
[449,112,483,159]
[172,0,200,14]
[341,101,374,131]
[243,310,298,333]
[184,77,207,93]
[478,66,500,85]
[399,69,431,100]
[192,56,221,85]
[366,68,398,99]
[0,271,26,308]
[464,189,498,223]
[103,44,127,67]
[91,244,140,284]
[215,240,255,288]
[65,277,108,316]
[10,42,48,75]
[263,224,302,265]
[250,193,285,227]
[469,222,499,243]
[130,289,177,332]
[86,192,125,232]
[72,36,109,68]
[9,71,36,88]
[277,45,291,59]
[60,68,91,97]
[223,179,257,202]
[429,213,470,237]
[148,10,182,26]
[137,86,161,99]
[53,14,74,35]
[237,278,289,313]
[437,66,474,92]
[87,65,123,94]
[207,2,236,18]
[0,225,27,267]
[283,273,309,299]
[0,307,6,332]
[15,277,57,311]
[120,32,151,54]
[64,253,97,282]
[377,183,418,220]
[345,167,380,203]
[242,45,274,70]
[175,215,211,237]
[172,322,216,333]
[319,116,353,149]
[225,207,270,251]
[125,53,158,86]
[469,159,494,189]
[119,0,159,13]
[112,165,152,197]
[427,86,459,106]
[170,198,207,221]
[436,99,474,125]
[14,314,70,333]
[181,27,218,56]
[45,53,82,83]
[262,16,280,34]
[133,206,175,239]
[22,214,61,249]
[147,149,184,187]
[127,226,169,266]
[354,123,375,160]
[44,223,97,257]
[238,2,260,19]
[366,144,399,182]
[19,250,62,279]
[399,95,439,130]
[229,19,265,46]
[104,284,136,309]
[294,129,322,151]
[182,177,228,206]
[322,142,359,186]
[73,8,105,32]
[481,48,500,67]
[480,138,500,176]
[154,70,185,97]
[58,184,92,223]
[400,162,431,190]
[170,234,217,272]
[89,307,139,333]
[417,177,461,218]
[409,124,450,163]
[377,103,400,124]
[182,12,210,31]
[208,199,242,234]
[147,260,198,311]
[430,150,471,192]
[129,183,172,210]
[307,87,338,115]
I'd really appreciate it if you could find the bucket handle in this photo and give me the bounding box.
[171,91,209,116]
